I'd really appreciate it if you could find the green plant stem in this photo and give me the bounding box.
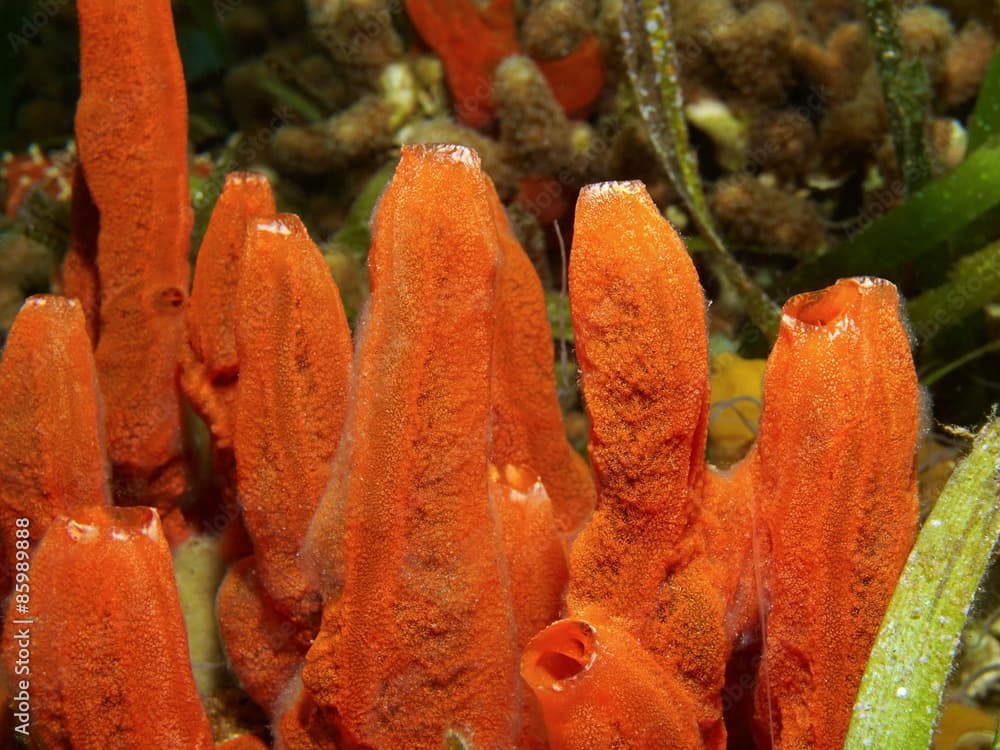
[256,78,324,124]
[619,0,781,341]
[969,48,1000,152]
[333,158,399,260]
[920,339,1000,387]
[787,139,1000,291]
[907,240,1000,343]
[861,0,931,194]
[636,0,708,220]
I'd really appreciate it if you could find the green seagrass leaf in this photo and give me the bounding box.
[844,417,1000,750]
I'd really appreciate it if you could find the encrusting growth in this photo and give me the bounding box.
[73,0,193,511]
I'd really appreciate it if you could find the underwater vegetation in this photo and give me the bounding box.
[0,0,999,749]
